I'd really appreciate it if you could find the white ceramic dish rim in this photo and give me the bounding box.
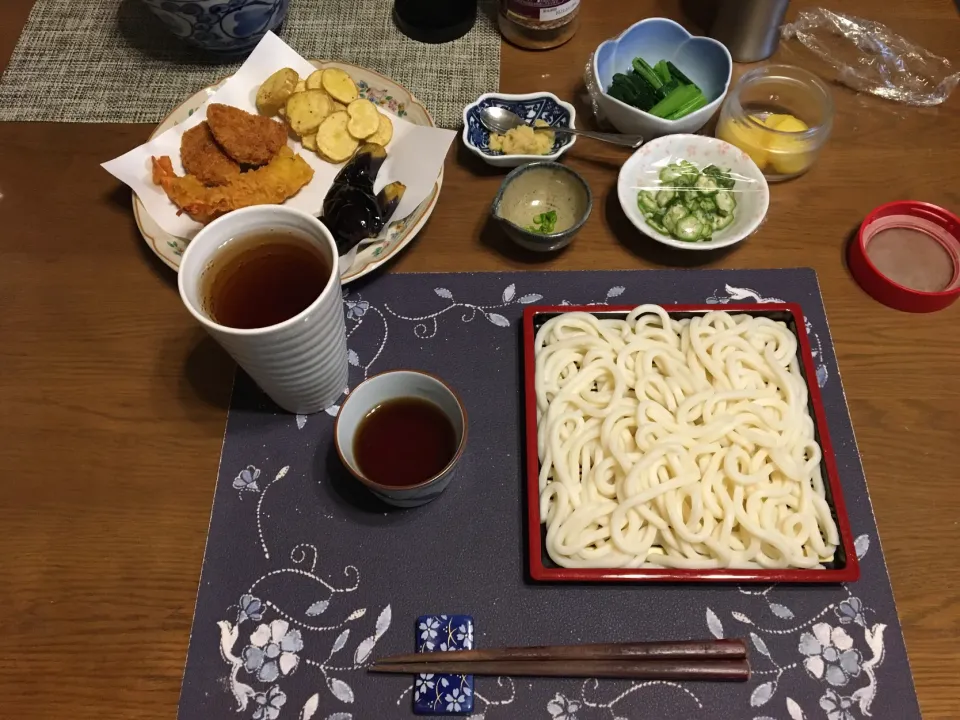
[333,369,469,492]
[461,91,578,163]
[591,17,733,128]
[617,134,770,251]
[132,60,443,285]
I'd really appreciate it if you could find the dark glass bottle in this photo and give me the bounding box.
[394,0,477,44]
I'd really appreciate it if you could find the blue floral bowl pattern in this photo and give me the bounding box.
[139,0,290,54]
[462,92,576,168]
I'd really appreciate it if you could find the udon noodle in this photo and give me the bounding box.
[534,305,839,569]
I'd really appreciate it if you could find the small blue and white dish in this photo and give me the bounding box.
[139,0,290,54]
[591,17,732,139]
[462,92,576,168]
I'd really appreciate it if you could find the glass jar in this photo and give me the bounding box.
[716,65,834,182]
[498,0,580,50]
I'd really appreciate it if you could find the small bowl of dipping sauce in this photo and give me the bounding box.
[335,370,467,507]
[492,161,592,252]
[849,200,960,312]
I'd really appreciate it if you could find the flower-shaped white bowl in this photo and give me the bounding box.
[592,18,732,139]
[462,92,576,169]
[617,134,769,251]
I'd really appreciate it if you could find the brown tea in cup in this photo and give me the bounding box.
[353,397,457,487]
[200,231,332,329]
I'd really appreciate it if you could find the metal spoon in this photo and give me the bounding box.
[479,107,643,149]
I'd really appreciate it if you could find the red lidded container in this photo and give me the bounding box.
[849,200,960,313]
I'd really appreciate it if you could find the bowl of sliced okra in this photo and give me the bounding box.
[617,134,770,251]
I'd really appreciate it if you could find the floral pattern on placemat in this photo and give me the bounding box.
[695,535,885,720]
[177,270,919,720]
[215,464,392,718]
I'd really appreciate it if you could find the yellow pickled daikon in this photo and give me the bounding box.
[717,112,813,175]
[765,114,812,175]
[716,117,769,169]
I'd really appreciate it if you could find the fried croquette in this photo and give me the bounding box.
[180,121,240,186]
[206,103,287,166]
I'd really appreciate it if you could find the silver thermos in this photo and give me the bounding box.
[710,0,790,63]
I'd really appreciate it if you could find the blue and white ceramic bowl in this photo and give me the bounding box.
[139,0,290,54]
[592,18,732,139]
[462,92,576,168]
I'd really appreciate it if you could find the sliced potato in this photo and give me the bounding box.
[294,79,306,93]
[301,132,318,151]
[316,111,359,162]
[331,101,347,114]
[321,68,359,104]
[305,69,325,91]
[346,99,380,139]
[284,90,334,137]
[256,68,299,116]
[366,112,394,146]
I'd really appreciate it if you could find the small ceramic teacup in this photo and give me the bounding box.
[334,370,468,508]
[492,161,593,252]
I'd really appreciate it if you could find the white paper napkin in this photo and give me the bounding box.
[102,32,455,240]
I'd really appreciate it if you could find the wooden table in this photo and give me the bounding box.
[1,1,958,716]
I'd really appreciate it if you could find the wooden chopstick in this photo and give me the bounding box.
[369,658,750,682]
[375,639,747,665]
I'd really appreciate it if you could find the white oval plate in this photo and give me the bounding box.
[133,61,443,284]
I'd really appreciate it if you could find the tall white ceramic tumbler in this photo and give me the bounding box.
[177,205,349,414]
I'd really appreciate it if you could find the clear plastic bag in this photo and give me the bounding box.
[583,55,612,129]
[781,8,959,107]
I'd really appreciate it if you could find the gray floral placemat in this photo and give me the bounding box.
[178,270,919,720]
[0,0,499,128]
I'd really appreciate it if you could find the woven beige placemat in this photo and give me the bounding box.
[0,0,500,128]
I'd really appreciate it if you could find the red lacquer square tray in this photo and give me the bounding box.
[522,304,860,584]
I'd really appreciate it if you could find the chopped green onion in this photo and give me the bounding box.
[527,210,558,234]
